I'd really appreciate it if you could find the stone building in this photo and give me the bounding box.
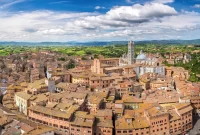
[91,58,119,74]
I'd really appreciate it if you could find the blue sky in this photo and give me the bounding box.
[0,0,200,42]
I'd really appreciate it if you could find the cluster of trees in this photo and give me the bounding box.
[66,59,75,69]
[0,46,39,56]
[56,45,128,58]
[1,44,196,57]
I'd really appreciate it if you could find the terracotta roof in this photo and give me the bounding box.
[169,110,181,121]
[71,111,95,127]
[115,100,123,104]
[96,109,113,118]
[25,125,55,135]
[145,105,168,117]
[99,58,119,61]
[115,116,149,130]
[96,118,113,128]
[122,95,143,103]
[28,105,74,119]
[15,92,33,100]
[177,105,193,115]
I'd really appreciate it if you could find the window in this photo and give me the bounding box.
[129,130,132,133]
[153,130,155,132]
[123,131,127,133]
[71,128,74,131]
[117,131,121,133]
[157,129,159,131]
[88,131,91,133]
[64,126,68,129]
[77,129,80,131]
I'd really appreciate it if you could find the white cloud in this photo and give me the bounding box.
[125,0,135,4]
[37,29,66,35]
[72,3,177,31]
[0,3,200,42]
[152,0,174,4]
[49,1,69,4]
[193,4,200,8]
[106,3,177,22]
[0,0,26,9]
[95,6,105,10]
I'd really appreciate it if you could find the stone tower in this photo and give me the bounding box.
[128,41,135,65]
[45,78,56,93]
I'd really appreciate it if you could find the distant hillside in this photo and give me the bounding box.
[136,39,200,45]
[0,39,200,46]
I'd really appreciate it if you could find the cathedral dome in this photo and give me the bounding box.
[136,50,146,60]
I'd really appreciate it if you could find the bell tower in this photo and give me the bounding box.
[128,41,135,65]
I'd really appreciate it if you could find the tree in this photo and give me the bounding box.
[189,73,197,82]
[66,59,75,69]
[58,57,66,61]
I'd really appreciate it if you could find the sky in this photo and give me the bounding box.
[0,0,200,42]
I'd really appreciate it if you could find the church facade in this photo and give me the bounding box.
[119,41,165,77]
[91,41,165,77]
